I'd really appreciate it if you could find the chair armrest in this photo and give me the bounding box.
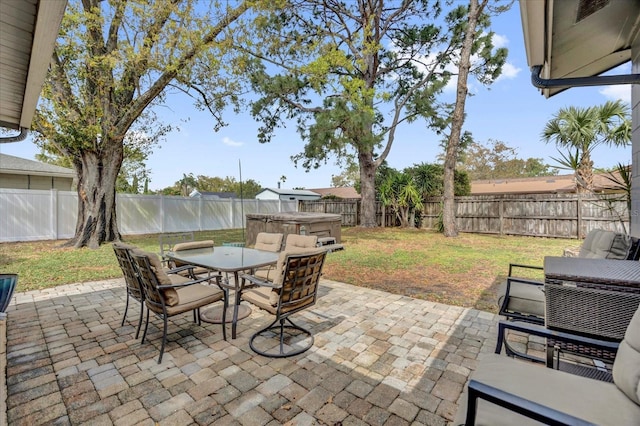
[158,274,223,290]
[508,263,543,276]
[166,264,198,275]
[496,320,620,356]
[465,379,596,426]
[240,273,281,289]
[505,276,544,287]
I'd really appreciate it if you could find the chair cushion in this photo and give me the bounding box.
[454,353,640,426]
[242,285,314,314]
[607,233,633,260]
[172,240,214,252]
[497,280,545,318]
[613,306,640,405]
[164,284,224,316]
[134,250,180,306]
[284,234,318,251]
[254,233,283,252]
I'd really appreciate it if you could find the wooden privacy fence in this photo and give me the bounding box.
[300,193,629,238]
[299,199,396,227]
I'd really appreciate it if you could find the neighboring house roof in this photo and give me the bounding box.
[189,190,237,198]
[0,0,68,133]
[471,172,624,195]
[309,187,361,199]
[0,153,75,178]
[520,0,639,98]
[256,188,321,197]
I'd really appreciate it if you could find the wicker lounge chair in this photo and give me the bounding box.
[240,248,326,357]
[131,250,227,363]
[454,305,640,425]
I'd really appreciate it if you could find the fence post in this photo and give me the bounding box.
[499,199,504,235]
[576,194,582,239]
[50,189,58,240]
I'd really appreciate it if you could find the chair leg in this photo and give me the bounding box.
[121,292,130,326]
[135,302,144,340]
[158,315,168,364]
[141,308,150,344]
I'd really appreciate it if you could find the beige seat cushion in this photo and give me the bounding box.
[134,249,181,306]
[284,234,318,251]
[454,353,640,426]
[497,280,545,318]
[171,240,214,276]
[254,233,283,252]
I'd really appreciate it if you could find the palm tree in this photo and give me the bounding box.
[542,100,631,193]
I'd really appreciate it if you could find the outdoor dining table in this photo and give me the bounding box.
[166,246,279,339]
[544,256,640,341]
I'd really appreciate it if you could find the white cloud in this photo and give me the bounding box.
[599,85,631,103]
[497,62,521,80]
[492,33,508,49]
[222,136,243,147]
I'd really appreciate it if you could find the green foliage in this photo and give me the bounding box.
[543,100,631,192]
[458,139,556,180]
[159,174,263,198]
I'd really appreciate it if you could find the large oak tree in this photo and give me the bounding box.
[33,0,254,248]
[248,0,506,228]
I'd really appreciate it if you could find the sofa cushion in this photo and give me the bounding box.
[578,229,631,259]
[454,353,640,425]
[613,306,640,405]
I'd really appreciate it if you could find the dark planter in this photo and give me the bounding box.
[0,274,17,313]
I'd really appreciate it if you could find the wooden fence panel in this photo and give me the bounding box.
[302,193,629,239]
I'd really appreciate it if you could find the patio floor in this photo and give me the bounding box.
[4,278,500,425]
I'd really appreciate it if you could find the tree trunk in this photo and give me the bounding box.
[67,143,123,248]
[442,0,484,237]
[577,151,595,193]
[359,150,378,228]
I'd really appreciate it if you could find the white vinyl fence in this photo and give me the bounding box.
[0,189,297,243]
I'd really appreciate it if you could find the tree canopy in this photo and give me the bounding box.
[33,0,254,247]
[247,0,507,229]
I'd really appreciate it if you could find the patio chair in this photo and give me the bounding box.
[112,243,146,339]
[498,229,640,325]
[239,248,326,358]
[252,232,284,281]
[131,250,227,363]
[454,305,640,425]
[158,232,194,265]
[169,240,215,278]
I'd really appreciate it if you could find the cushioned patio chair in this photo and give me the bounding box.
[113,243,146,339]
[252,232,284,281]
[239,248,326,358]
[131,250,227,363]
[158,232,194,265]
[454,305,640,425]
[498,229,640,326]
[169,240,215,278]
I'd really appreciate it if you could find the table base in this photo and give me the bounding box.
[200,305,252,324]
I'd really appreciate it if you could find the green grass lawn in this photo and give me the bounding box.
[0,227,572,313]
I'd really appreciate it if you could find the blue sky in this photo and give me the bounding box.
[0,4,631,192]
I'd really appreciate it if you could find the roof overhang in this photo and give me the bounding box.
[520,0,640,97]
[0,0,67,139]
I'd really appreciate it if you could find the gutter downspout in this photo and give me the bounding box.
[0,127,29,143]
[531,65,640,89]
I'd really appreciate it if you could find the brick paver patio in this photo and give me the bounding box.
[4,278,500,425]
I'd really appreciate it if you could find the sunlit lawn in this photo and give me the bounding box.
[0,227,571,313]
